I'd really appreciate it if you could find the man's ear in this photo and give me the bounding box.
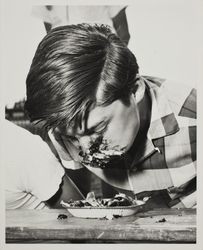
[133,78,145,103]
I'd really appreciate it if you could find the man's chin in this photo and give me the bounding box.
[124,131,139,152]
[123,141,135,153]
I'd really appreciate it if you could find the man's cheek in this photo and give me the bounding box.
[103,130,123,148]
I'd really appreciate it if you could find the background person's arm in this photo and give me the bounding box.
[45,174,85,208]
[112,7,130,46]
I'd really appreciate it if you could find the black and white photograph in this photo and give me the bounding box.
[1,0,203,247]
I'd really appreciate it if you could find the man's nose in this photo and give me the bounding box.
[78,136,91,152]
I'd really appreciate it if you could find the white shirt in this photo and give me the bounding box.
[4,120,65,209]
[31,5,125,30]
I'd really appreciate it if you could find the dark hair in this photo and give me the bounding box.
[25,23,139,131]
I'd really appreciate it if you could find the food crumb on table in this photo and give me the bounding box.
[57,214,68,220]
[156,218,166,223]
[113,214,122,219]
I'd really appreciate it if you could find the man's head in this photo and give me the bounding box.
[25,23,140,155]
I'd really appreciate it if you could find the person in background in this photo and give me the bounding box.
[32,5,130,45]
[4,119,84,209]
[25,24,196,209]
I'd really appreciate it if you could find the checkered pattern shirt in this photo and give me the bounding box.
[49,76,196,208]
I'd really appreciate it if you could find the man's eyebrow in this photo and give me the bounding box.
[80,119,107,136]
[88,120,105,130]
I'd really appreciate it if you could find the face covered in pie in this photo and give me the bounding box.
[80,136,126,169]
[63,95,140,169]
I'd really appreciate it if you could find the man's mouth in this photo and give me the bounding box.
[80,138,126,169]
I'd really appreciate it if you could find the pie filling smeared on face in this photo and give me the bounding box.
[80,137,125,169]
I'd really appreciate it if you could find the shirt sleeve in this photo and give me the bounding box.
[107,6,126,18]
[167,177,196,208]
[162,79,196,119]
[4,120,65,204]
[24,135,65,201]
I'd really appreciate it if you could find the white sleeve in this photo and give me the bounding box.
[108,6,126,18]
[4,120,65,203]
[24,135,65,201]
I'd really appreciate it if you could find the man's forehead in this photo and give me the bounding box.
[63,103,114,136]
[57,100,120,136]
[86,102,117,128]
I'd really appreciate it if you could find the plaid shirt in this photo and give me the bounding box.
[49,76,196,208]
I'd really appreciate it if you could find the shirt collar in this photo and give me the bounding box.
[129,76,180,167]
[142,76,180,140]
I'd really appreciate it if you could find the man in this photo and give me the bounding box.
[25,24,196,208]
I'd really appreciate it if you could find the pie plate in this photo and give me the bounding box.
[62,200,145,219]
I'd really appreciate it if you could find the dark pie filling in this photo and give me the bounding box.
[81,137,125,169]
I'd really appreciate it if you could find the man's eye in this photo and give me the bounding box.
[94,125,107,135]
[85,127,105,136]
[67,135,78,141]
[95,129,105,135]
